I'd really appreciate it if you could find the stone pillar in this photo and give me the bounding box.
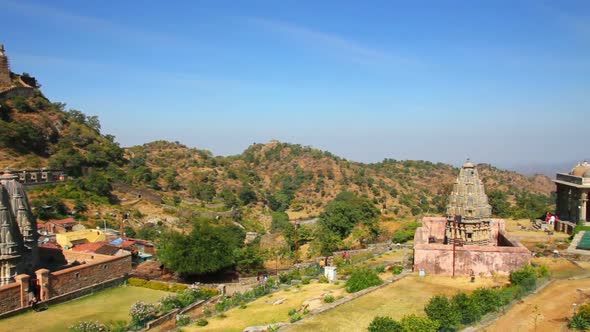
[14,274,29,308]
[581,191,588,223]
[35,269,50,301]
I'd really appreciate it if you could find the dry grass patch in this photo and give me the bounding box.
[481,278,590,332]
[288,274,503,332]
[186,283,344,332]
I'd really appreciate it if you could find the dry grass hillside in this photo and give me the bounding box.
[124,140,555,219]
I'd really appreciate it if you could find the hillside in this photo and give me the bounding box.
[0,83,555,232]
[123,140,555,221]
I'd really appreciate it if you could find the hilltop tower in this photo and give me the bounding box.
[445,159,493,245]
[0,44,11,87]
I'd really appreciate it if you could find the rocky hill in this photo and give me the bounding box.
[124,140,554,221]
[0,84,555,230]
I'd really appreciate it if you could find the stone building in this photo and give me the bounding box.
[554,161,590,233]
[0,44,11,87]
[445,159,493,245]
[413,160,531,276]
[0,171,38,286]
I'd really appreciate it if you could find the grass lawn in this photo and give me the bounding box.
[186,283,345,332]
[0,286,169,332]
[288,274,504,332]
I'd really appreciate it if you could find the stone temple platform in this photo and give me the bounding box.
[414,217,531,276]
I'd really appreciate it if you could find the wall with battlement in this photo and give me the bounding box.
[0,86,35,100]
[0,52,10,87]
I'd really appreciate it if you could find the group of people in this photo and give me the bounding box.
[545,212,559,226]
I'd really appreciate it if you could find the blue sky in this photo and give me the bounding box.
[1,0,589,169]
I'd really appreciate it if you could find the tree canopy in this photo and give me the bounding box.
[157,219,245,275]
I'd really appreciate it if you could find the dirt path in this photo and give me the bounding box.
[480,278,590,332]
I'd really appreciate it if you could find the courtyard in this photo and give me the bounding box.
[0,286,169,332]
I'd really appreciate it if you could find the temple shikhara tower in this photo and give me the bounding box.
[413,159,531,276]
[0,44,11,87]
[0,172,38,286]
[445,159,493,245]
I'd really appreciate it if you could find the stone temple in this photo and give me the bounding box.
[413,160,531,276]
[553,161,590,234]
[0,171,38,286]
[445,160,493,245]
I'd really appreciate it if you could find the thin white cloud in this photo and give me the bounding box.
[0,0,179,45]
[248,17,419,67]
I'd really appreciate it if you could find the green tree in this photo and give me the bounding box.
[487,190,510,217]
[451,292,482,324]
[345,267,383,293]
[158,220,245,275]
[318,192,380,254]
[238,185,257,205]
[424,295,461,331]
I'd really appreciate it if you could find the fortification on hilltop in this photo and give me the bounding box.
[0,44,11,87]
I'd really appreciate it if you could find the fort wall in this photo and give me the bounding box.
[0,251,132,317]
[0,86,35,99]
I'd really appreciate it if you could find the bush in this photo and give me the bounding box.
[318,275,329,283]
[368,316,402,332]
[471,288,502,314]
[196,318,209,326]
[400,314,440,332]
[375,265,386,273]
[570,314,590,330]
[289,312,302,323]
[130,301,161,328]
[391,266,403,275]
[69,321,108,332]
[323,295,335,303]
[288,308,297,316]
[509,264,537,292]
[424,295,460,331]
[176,314,190,327]
[391,222,421,243]
[127,277,147,287]
[451,292,482,324]
[345,267,383,293]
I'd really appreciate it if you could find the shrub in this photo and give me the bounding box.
[471,288,502,314]
[424,295,460,331]
[509,264,538,292]
[176,314,190,327]
[130,302,161,328]
[302,277,310,285]
[391,266,403,275]
[375,265,386,273]
[289,312,302,323]
[451,292,482,324]
[127,277,147,287]
[345,267,383,293]
[69,321,108,332]
[196,318,209,326]
[318,275,329,283]
[570,314,590,330]
[323,295,335,303]
[367,316,402,332]
[400,314,440,332]
[288,308,297,316]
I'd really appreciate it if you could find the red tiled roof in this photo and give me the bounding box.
[119,240,136,248]
[39,242,61,249]
[72,242,120,255]
[47,217,77,225]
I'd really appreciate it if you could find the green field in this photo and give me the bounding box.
[0,286,169,332]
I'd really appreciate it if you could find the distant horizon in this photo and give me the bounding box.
[1,1,588,172]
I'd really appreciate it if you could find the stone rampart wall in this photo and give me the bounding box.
[0,282,21,315]
[0,86,35,99]
[112,181,163,204]
[48,254,131,297]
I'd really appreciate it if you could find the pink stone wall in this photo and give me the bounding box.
[49,254,131,297]
[0,282,21,314]
[414,217,531,276]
